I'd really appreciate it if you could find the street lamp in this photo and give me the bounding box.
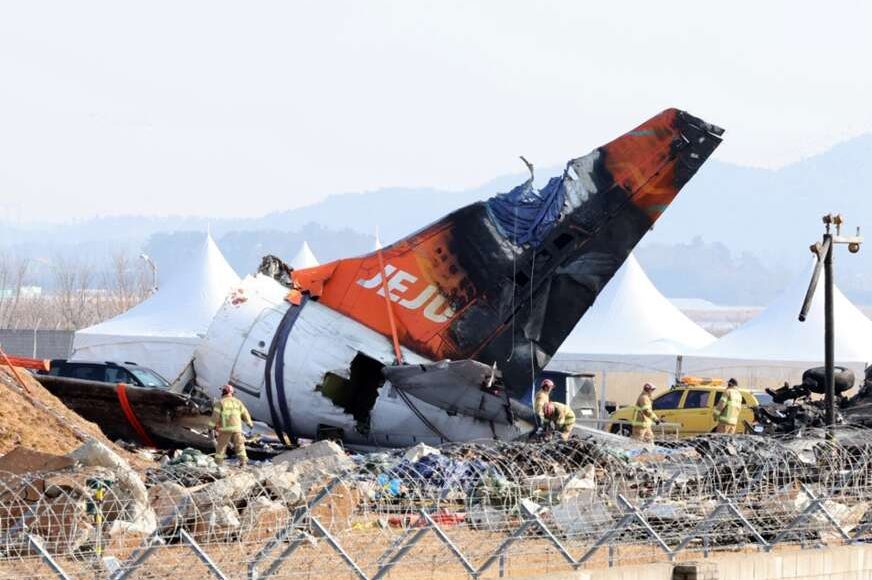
[798,214,863,428]
[139,254,158,294]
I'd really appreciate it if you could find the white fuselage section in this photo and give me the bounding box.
[194,275,524,447]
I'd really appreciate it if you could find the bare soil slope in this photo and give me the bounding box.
[0,364,130,457]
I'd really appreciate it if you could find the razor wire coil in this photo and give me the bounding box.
[3,428,872,578]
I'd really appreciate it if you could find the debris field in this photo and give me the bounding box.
[1,371,872,579]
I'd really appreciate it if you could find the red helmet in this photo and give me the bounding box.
[544,402,555,416]
[540,378,554,390]
[221,384,234,396]
[643,382,656,392]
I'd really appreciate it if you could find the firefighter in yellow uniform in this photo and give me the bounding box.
[713,378,743,434]
[631,383,659,443]
[534,378,554,427]
[543,401,575,441]
[209,384,254,466]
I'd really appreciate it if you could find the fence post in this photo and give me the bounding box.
[27,534,71,580]
[179,530,228,580]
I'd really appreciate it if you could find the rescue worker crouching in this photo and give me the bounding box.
[534,378,554,428]
[542,401,575,441]
[631,383,659,443]
[209,384,254,466]
[713,378,743,434]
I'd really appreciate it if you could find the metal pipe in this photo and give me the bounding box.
[824,233,835,427]
[31,317,41,358]
[375,233,404,364]
[799,238,829,322]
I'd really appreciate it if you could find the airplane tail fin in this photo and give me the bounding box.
[293,109,723,396]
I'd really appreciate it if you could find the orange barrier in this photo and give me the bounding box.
[0,345,33,393]
[2,355,50,372]
[115,383,156,447]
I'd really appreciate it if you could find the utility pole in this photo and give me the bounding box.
[798,214,862,427]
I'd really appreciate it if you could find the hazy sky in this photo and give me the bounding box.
[2,1,871,223]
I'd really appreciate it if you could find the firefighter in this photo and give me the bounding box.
[543,401,576,441]
[209,384,254,466]
[534,378,555,428]
[631,383,659,443]
[713,378,743,434]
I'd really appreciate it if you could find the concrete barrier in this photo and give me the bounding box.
[705,545,872,580]
[518,545,872,579]
[517,564,674,580]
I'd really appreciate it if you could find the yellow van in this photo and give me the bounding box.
[608,383,760,437]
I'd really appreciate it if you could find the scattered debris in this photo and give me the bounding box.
[239,496,289,542]
[68,439,156,535]
[756,366,872,433]
[164,447,217,469]
[0,424,870,574]
[273,439,354,490]
[257,254,295,288]
[403,442,441,463]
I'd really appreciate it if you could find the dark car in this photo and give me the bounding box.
[43,360,170,389]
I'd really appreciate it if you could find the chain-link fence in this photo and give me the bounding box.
[2,428,872,579]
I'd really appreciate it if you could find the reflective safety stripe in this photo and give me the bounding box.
[716,391,742,425]
[631,403,655,428]
[214,398,246,432]
[546,402,575,429]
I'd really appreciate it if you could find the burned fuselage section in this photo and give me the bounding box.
[316,352,386,436]
[383,359,535,425]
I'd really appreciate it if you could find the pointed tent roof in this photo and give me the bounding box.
[72,234,240,378]
[558,254,716,356]
[694,262,872,363]
[290,241,319,269]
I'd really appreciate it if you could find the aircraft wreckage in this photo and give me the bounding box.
[756,366,872,434]
[190,108,724,448]
[36,108,726,448]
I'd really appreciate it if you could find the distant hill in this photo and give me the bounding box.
[144,224,375,281]
[648,134,872,261]
[2,134,871,304]
[643,134,872,302]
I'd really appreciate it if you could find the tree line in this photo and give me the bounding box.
[0,252,151,330]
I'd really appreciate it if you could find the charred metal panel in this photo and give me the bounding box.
[383,360,534,424]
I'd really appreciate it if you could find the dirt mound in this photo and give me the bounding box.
[0,364,134,459]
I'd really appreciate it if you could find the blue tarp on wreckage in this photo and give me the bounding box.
[485,175,566,247]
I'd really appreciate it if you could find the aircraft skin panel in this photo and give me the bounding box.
[195,274,522,445]
[293,108,723,397]
[277,300,521,445]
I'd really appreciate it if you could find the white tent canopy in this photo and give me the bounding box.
[290,241,319,269]
[72,233,240,380]
[690,262,872,364]
[557,253,716,357]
